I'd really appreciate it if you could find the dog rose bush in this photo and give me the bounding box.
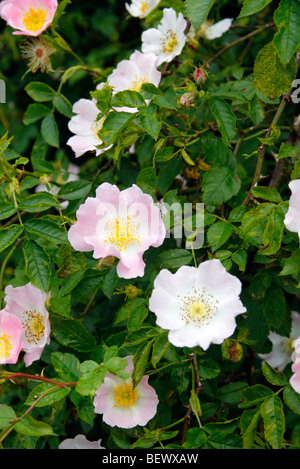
[1,0,300,451]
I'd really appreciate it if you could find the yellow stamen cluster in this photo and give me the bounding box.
[140,1,149,15]
[91,116,106,143]
[178,287,219,328]
[162,30,178,54]
[105,216,140,251]
[0,334,12,360]
[23,8,47,33]
[21,310,45,345]
[129,74,149,92]
[113,382,138,408]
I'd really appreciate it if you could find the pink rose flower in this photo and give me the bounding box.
[4,283,51,367]
[67,83,113,158]
[68,182,166,279]
[290,337,300,394]
[93,356,159,428]
[0,0,58,36]
[0,310,23,365]
[107,50,161,112]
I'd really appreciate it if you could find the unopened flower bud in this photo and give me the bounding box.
[180,92,195,108]
[194,68,206,84]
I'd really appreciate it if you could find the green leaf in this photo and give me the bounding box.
[0,225,24,253]
[132,340,154,387]
[238,0,273,18]
[53,94,73,118]
[15,415,55,436]
[51,352,82,382]
[0,404,16,429]
[41,114,59,148]
[24,218,68,244]
[25,82,56,102]
[183,428,207,449]
[208,431,243,449]
[273,0,300,65]
[198,359,220,379]
[261,206,285,255]
[262,285,286,328]
[57,180,92,200]
[239,384,273,409]
[111,90,146,108]
[19,192,60,213]
[280,250,300,276]
[202,166,241,206]
[0,202,17,220]
[24,383,71,408]
[260,395,285,449]
[262,362,289,386]
[207,221,233,252]
[217,382,248,404]
[151,331,170,367]
[23,103,51,125]
[283,385,300,415]
[277,142,299,159]
[254,41,297,99]
[50,316,97,353]
[239,409,261,449]
[208,98,236,146]
[76,365,107,396]
[22,239,50,292]
[184,0,214,31]
[98,111,136,145]
[157,249,193,269]
[139,103,162,140]
[251,186,282,203]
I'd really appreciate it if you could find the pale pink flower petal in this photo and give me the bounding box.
[259,311,300,371]
[4,283,51,367]
[59,434,104,449]
[141,8,187,65]
[67,86,112,158]
[0,309,23,365]
[107,50,161,112]
[203,18,233,39]
[284,179,300,240]
[149,259,246,350]
[68,183,166,279]
[125,0,161,19]
[93,356,158,428]
[0,0,58,36]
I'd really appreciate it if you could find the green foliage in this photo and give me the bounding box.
[1,0,300,452]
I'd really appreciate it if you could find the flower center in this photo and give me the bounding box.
[23,8,47,33]
[91,116,105,142]
[129,74,149,92]
[140,1,149,15]
[113,382,138,408]
[105,216,140,251]
[162,30,178,54]
[190,302,206,318]
[21,310,45,345]
[178,287,219,327]
[0,334,12,360]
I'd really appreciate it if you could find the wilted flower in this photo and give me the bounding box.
[198,18,233,40]
[68,182,166,279]
[107,50,161,112]
[4,283,51,367]
[149,259,246,350]
[93,356,159,428]
[0,0,58,36]
[0,310,23,365]
[141,8,187,65]
[284,179,300,241]
[125,0,161,19]
[259,312,300,371]
[20,37,55,73]
[67,83,112,158]
[59,435,105,449]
